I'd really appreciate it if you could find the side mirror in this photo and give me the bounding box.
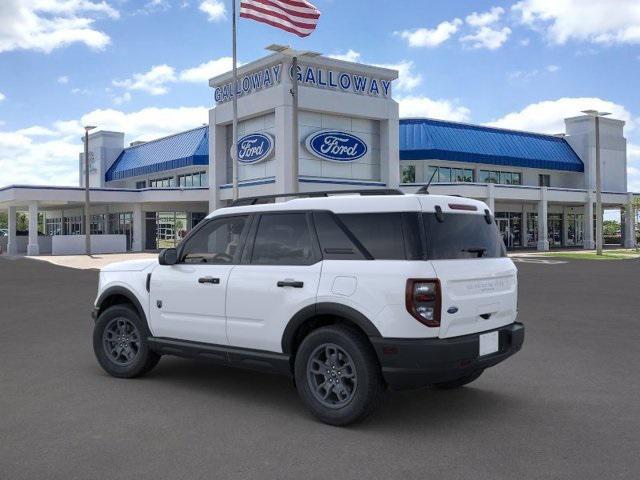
[158,248,178,265]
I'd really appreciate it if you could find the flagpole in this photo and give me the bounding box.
[231,0,239,201]
[291,55,299,193]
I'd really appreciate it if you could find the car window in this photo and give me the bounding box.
[312,211,366,260]
[423,212,506,259]
[181,216,247,264]
[251,213,315,265]
[337,213,406,260]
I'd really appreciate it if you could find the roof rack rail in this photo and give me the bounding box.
[228,188,404,207]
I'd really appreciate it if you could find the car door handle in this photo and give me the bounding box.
[277,280,304,288]
[198,276,220,284]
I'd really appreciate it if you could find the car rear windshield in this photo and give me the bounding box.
[423,212,506,260]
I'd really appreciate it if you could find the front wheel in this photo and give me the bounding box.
[93,304,160,378]
[294,325,384,426]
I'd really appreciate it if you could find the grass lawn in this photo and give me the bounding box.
[543,249,640,260]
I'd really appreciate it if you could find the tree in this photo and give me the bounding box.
[0,211,6,230]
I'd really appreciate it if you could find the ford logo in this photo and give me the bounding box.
[234,133,274,164]
[305,130,368,162]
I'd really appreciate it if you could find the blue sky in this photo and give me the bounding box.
[1,0,639,193]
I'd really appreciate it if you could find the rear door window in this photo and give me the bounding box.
[312,212,366,260]
[423,213,506,259]
[250,213,316,265]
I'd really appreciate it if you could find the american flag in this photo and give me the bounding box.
[240,0,321,38]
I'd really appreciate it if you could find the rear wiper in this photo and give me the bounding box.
[462,247,487,258]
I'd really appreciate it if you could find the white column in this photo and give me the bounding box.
[7,206,17,255]
[381,112,400,188]
[210,119,228,211]
[485,183,495,212]
[623,193,636,248]
[27,203,40,256]
[537,187,549,251]
[584,195,595,249]
[562,207,570,247]
[132,204,143,252]
[274,103,295,195]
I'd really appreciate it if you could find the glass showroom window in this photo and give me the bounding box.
[428,166,473,183]
[46,218,63,236]
[401,165,416,183]
[135,180,147,189]
[90,214,107,235]
[65,216,83,235]
[480,170,521,185]
[178,171,207,188]
[149,177,175,188]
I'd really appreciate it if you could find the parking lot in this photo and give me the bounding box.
[1,256,639,479]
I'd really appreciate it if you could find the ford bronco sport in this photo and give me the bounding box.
[92,190,524,425]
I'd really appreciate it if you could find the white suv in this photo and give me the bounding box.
[92,190,524,425]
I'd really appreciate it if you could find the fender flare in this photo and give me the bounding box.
[95,286,147,324]
[281,302,382,354]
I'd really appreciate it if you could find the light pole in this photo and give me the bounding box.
[266,44,320,194]
[582,110,610,255]
[83,125,96,255]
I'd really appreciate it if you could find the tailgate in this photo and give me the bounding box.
[431,258,518,338]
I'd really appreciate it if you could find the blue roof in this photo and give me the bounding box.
[399,118,584,172]
[105,126,209,181]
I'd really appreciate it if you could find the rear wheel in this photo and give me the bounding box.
[93,304,160,378]
[294,325,384,426]
[433,369,484,390]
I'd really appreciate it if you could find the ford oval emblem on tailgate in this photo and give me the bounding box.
[447,306,459,314]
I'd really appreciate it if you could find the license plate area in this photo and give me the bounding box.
[479,331,499,357]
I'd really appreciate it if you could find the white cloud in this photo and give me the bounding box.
[0,92,5,102]
[113,64,177,95]
[57,75,69,84]
[486,97,635,134]
[199,0,226,22]
[328,50,362,63]
[373,60,422,93]
[520,38,531,46]
[396,19,462,48]
[179,57,234,82]
[0,0,119,54]
[461,26,511,50]
[398,96,471,122]
[466,7,504,27]
[508,65,560,81]
[0,106,209,187]
[513,0,640,45]
[113,91,132,105]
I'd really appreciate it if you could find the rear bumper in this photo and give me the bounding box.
[371,322,524,390]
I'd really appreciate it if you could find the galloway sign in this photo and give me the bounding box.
[234,133,275,164]
[305,131,368,163]
[214,64,282,104]
[213,61,395,104]
[292,64,392,99]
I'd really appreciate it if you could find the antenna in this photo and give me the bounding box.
[416,168,438,194]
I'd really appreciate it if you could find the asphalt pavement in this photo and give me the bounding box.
[1,255,639,480]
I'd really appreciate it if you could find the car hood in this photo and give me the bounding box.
[101,259,158,272]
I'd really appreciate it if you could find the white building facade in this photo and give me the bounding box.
[0,53,637,255]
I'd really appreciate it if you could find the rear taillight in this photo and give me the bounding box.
[406,279,441,327]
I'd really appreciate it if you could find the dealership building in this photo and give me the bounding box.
[0,52,637,255]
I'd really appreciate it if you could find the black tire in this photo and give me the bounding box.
[294,325,384,426]
[433,369,484,390]
[93,304,160,378]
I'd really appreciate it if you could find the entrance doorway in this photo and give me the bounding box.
[495,213,522,249]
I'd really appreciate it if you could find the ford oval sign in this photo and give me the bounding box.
[305,130,367,162]
[234,133,274,164]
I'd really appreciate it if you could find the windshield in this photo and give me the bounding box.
[423,212,506,260]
